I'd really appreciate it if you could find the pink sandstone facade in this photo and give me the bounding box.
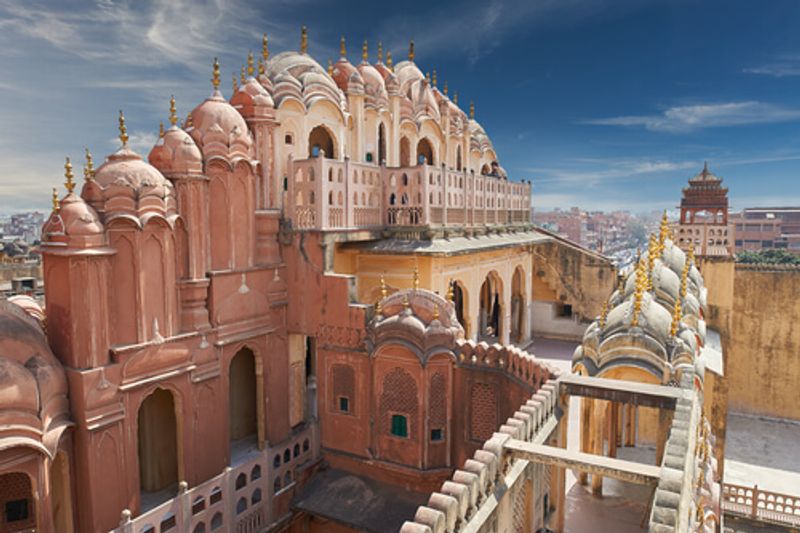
[0,29,636,533]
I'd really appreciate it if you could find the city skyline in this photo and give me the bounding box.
[2,0,800,212]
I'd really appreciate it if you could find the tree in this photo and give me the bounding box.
[736,248,800,265]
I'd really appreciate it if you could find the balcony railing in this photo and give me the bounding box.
[722,483,800,527]
[286,156,532,231]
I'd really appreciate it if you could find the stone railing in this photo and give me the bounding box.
[455,340,562,392]
[722,483,800,527]
[400,379,561,533]
[286,156,531,231]
[111,424,319,533]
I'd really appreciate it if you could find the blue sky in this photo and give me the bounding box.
[1,0,799,213]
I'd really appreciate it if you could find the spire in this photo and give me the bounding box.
[688,243,696,265]
[658,210,670,248]
[247,50,254,77]
[327,59,333,76]
[169,94,177,126]
[258,57,265,76]
[446,280,454,302]
[670,297,682,336]
[432,304,440,320]
[159,121,165,138]
[211,57,220,91]
[631,260,645,327]
[432,69,437,87]
[262,34,269,62]
[647,233,658,290]
[386,50,393,70]
[362,40,368,63]
[599,300,608,328]
[377,41,383,63]
[453,92,458,105]
[340,36,347,58]
[84,148,95,181]
[703,160,709,175]
[408,40,415,62]
[118,109,128,147]
[380,275,388,299]
[469,101,475,120]
[185,111,193,129]
[443,80,448,96]
[300,26,308,54]
[232,72,238,94]
[680,259,689,298]
[64,156,75,194]
[413,265,419,290]
[240,66,245,85]
[51,187,60,213]
[425,71,430,83]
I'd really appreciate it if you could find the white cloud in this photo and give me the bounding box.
[583,101,800,133]
[744,56,800,77]
[525,158,698,186]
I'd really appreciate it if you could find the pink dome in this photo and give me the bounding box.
[95,148,172,190]
[231,78,275,119]
[41,192,106,248]
[357,62,388,108]
[149,126,203,176]
[331,58,358,92]
[189,91,253,158]
[7,295,44,324]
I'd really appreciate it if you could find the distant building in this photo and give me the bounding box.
[731,207,800,253]
[674,162,733,257]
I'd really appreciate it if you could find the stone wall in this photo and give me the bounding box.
[726,264,800,420]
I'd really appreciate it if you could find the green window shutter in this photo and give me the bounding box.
[391,414,408,437]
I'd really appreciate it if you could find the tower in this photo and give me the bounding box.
[675,162,733,257]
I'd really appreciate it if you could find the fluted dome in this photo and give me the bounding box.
[266,51,346,110]
[189,91,253,159]
[231,77,275,118]
[149,126,203,176]
[394,60,424,95]
[331,57,358,92]
[41,192,105,248]
[357,62,388,109]
[0,299,70,458]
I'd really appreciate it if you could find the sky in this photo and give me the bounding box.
[1,0,800,213]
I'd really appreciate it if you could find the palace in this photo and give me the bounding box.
[0,27,745,533]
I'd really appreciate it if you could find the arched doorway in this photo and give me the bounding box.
[399,136,411,167]
[479,272,503,341]
[451,280,468,337]
[51,450,74,533]
[308,125,335,159]
[0,473,35,530]
[480,163,491,175]
[229,348,258,462]
[378,123,387,165]
[138,388,179,496]
[417,138,434,165]
[511,267,526,343]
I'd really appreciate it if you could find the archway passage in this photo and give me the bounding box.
[416,138,434,165]
[378,123,387,165]
[51,451,75,533]
[479,273,502,341]
[0,473,35,531]
[511,267,526,343]
[230,348,258,464]
[480,163,491,176]
[399,136,411,167]
[138,388,179,497]
[308,125,335,159]
[452,281,468,337]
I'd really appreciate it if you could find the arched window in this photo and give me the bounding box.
[402,174,409,186]
[456,145,463,171]
[308,125,335,159]
[399,136,411,167]
[417,138,434,165]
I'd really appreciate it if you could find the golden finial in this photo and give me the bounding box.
[446,280,454,302]
[631,261,645,327]
[64,157,75,193]
[680,260,689,298]
[402,293,410,310]
[433,305,440,320]
[386,50,393,70]
[443,80,448,96]
[469,101,475,120]
[240,66,246,85]
[695,501,705,527]
[232,72,238,94]
[211,57,220,90]
[185,112,193,129]
[258,57,265,76]
[362,40,368,63]
[83,148,94,181]
[118,109,128,147]
[247,51,254,77]
[300,26,308,54]
[169,94,177,126]
[413,266,419,290]
[262,34,269,62]
[377,41,383,63]
[688,243,696,265]
[658,210,670,247]
[409,40,415,62]
[599,300,608,328]
[647,233,658,291]
[376,298,383,315]
[453,92,458,105]
[432,69,437,87]
[327,59,333,76]
[380,275,388,299]
[670,298,682,336]
[51,187,60,213]
[159,121,165,138]
[425,71,430,83]
[340,36,347,58]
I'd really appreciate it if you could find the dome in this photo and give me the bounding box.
[7,295,44,324]
[230,77,275,119]
[95,148,172,190]
[394,60,424,95]
[409,79,440,122]
[189,91,253,159]
[0,300,70,458]
[149,126,203,176]
[266,51,346,109]
[331,57,358,92]
[357,62,388,108]
[41,192,105,248]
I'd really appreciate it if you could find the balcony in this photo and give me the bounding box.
[286,156,532,232]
